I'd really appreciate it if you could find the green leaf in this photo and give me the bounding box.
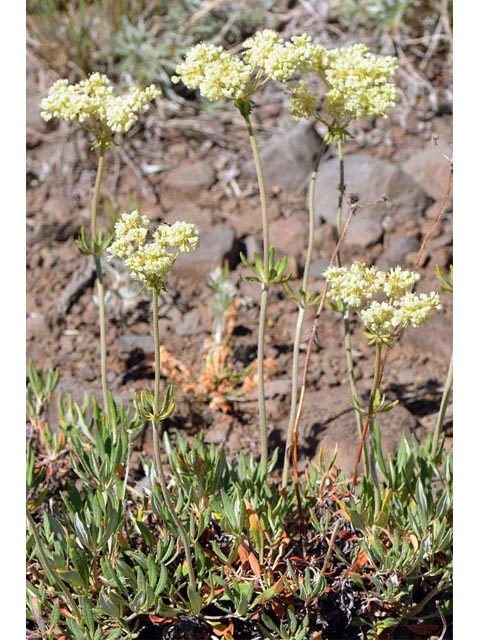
[59,570,85,589]
[349,508,366,531]
[136,520,153,551]
[74,514,90,549]
[187,585,203,614]
[81,596,95,635]
[98,591,121,618]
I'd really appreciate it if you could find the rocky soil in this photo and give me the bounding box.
[26,43,453,478]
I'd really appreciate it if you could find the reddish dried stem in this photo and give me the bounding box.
[351,164,453,486]
[290,200,358,496]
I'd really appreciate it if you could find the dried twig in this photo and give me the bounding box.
[352,165,453,485]
[290,197,359,501]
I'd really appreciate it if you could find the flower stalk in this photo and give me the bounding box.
[431,353,453,455]
[242,111,270,475]
[367,342,383,487]
[91,143,111,424]
[334,138,365,460]
[151,289,198,597]
[282,144,326,488]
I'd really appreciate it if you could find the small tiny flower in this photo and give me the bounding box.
[125,244,176,291]
[172,43,252,101]
[109,211,200,291]
[393,291,441,328]
[243,29,281,71]
[288,80,321,120]
[157,221,200,253]
[324,261,382,309]
[360,300,398,336]
[324,261,441,343]
[108,210,150,259]
[243,30,320,83]
[40,73,160,142]
[173,30,329,107]
[323,44,398,120]
[382,266,420,298]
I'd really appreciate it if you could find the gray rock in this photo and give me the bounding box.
[175,309,201,337]
[27,313,50,341]
[174,224,240,280]
[402,145,452,202]
[244,235,262,262]
[118,334,153,354]
[307,385,417,474]
[163,201,212,232]
[402,311,452,363]
[165,159,216,192]
[243,122,324,193]
[313,154,429,248]
[27,94,51,148]
[377,235,420,270]
[308,258,330,280]
[269,215,309,257]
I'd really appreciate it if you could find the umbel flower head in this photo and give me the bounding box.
[322,44,398,121]
[324,261,441,343]
[40,73,160,145]
[288,43,398,129]
[173,30,398,134]
[108,211,199,291]
[172,30,324,104]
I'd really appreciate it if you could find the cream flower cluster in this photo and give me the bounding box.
[40,73,160,137]
[323,261,382,309]
[322,44,398,120]
[172,30,325,102]
[288,80,321,120]
[173,30,398,125]
[324,261,441,340]
[108,211,199,291]
[243,30,323,82]
[172,43,252,101]
[359,292,441,336]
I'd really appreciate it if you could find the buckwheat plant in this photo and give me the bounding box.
[282,43,399,485]
[108,212,201,604]
[40,74,159,422]
[173,30,324,473]
[324,262,441,500]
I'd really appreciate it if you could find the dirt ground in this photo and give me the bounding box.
[26,13,453,478]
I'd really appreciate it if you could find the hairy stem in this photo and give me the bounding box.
[282,144,326,488]
[121,433,133,504]
[283,304,305,488]
[151,290,197,594]
[91,144,110,422]
[334,139,364,453]
[91,144,105,240]
[334,139,345,258]
[358,342,383,500]
[242,113,270,475]
[431,353,453,455]
[290,203,358,490]
[153,290,162,412]
[257,285,269,474]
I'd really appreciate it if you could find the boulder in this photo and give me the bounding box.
[174,224,240,281]
[269,214,309,257]
[243,122,324,193]
[305,385,417,474]
[313,154,429,248]
[163,201,212,232]
[165,159,216,193]
[402,145,452,202]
